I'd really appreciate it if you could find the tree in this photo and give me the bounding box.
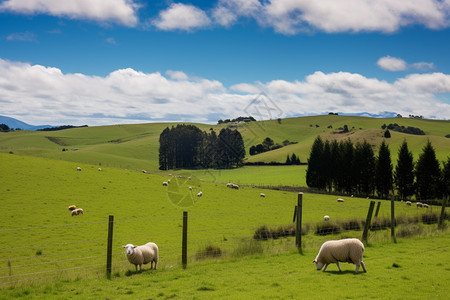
[217,128,245,168]
[306,136,326,190]
[375,141,393,199]
[442,157,450,199]
[286,154,291,165]
[415,140,441,200]
[353,140,375,196]
[384,129,391,138]
[323,140,333,192]
[394,140,415,200]
[262,137,274,151]
[0,123,10,131]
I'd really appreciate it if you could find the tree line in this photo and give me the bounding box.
[159,124,245,170]
[306,136,450,201]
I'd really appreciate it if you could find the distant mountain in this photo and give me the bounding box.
[0,115,52,130]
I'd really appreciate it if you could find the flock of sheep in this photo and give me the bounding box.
[405,201,430,208]
[68,205,83,216]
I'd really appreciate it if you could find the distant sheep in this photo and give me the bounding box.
[416,202,423,207]
[260,193,265,198]
[406,201,411,206]
[313,238,366,273]
[189,186,192,191]
[337,198,344,203]
[122,242,159,271]
[98,168,102,171]
[76,167,82,171]
[232,184,239,190]
[197,191,203,197]
[167,179,171,183]
[323,215,330,221]
[68,205,77,211]
[142,170,148,173]
[422,203,429,208]
[162,182,168,186]
[71,208,83,216]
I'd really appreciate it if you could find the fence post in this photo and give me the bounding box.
[391,197,397,243]
[295,193,303,251]
[362,201,375,244]
[106,215,114,279]
[182,211,188,269]
[293,205,297,222]
[374,201,381,217]
[439,196,448,229]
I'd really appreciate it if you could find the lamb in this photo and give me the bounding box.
[68,205,77,211]
[323,215,330,221]
[122,242,159,271]
[313,238,366,273]
[337,198,344,202]
[260,193,265,197]
[71,208,84,216]
[406,201,411,206]
[197,191,203,197]
[162,181,168,186]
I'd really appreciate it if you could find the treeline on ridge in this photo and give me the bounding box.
[306,136,450,201]
[159,124,245,170]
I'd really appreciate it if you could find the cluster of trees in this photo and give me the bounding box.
[249,137,297,155]
[38,125,88,131]
[285,153,301,165]
[217,116,256,124]
[159,124,245,170]
[0,124,13,132]
[306,136,450,200]
[381,123,425,135]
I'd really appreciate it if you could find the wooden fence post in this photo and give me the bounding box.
[106,215,114,279]
[391,197,397,243]
[439,196,448,229]
[182,211,188,269]
[293,205,297,222]
[295,193,303,251]
[374,201,381,217]
[362,201,375,244]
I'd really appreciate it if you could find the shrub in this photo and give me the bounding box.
[422,212,439,224]
[195,245,222,260]
[339,218,362,231]
[371,217,391,231]
[398,224,423,237]
[232,239,263,257]
[315,221,341,236]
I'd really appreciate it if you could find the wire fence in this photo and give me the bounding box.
[1,196,447,286]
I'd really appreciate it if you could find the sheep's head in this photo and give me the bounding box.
[312,259,324,270]
[122,244,136,255]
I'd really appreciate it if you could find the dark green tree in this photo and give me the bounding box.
[353,140,375,196]
[442,157,450,199]
[286,154,291,165]
[394,140,415,200]
[323,140,333,192]
[217,128,245,168]
[306,136,326,190]
[384,129,391,138]
[375,141,393,199]
[415,140,441,200]
[262,137,274,151]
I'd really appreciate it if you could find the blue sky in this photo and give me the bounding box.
[0,0,449,126]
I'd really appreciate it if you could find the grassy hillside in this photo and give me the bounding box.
[1,115,449,187]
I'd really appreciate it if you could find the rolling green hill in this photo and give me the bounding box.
[1,115,449,187]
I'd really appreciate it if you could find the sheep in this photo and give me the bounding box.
[76,167,82,171]
[337,198,344,203]
[167,179,171,184]
[141,169,148,173]
[406,201,412,206]
[71,208,83,216]
[422,203,429,208]
[313,238,366,273]
[226,183,233,188]
[189,186,192,191]
[260,193,265,197]
[323,215,330,221]
[122,242,159,271]
[68,205,77,211]
[416,202,423,207]
[98,167,102,171]
[232,184,239,190]
[162,181,168,186]
[197,191,203,197]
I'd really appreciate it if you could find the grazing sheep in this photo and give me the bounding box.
[232,184,239,190]
[122,242,159,271]
[313,238,366,273]
[189,186,192,191]
[226,183,233,188]
[337,198,344,203]
[167,179,171,184]
[197,191,203,197]
[422,203,429,208]
[68,205,77,211]
[416,202,423,207]
[76,167,82,171]
[98,168,102,171]
[323,215,330,221]
[162,181,168,186]
[406,201,412,206]
[187,177,192,180]
[260,193,265,198]
[71,208,83,216]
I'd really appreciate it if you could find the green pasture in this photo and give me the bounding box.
[1,153,448,292]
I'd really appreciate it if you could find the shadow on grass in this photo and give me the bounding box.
[125,268,156,277]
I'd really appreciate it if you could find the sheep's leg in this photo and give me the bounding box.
[154,260,158,270]
[336,262,342,272]
[322,264,329,271]
[361,261,367,272]
[355,263,360,273]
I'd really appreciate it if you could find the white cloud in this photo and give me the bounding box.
[377,56,408,71]
[411,62,436,71]
[152,3,211,31]
[6,31,37,42]
[0,58,449,126]
[106,37,118,45]
[0,0,139,26]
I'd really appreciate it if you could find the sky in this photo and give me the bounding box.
[0,0,449,126]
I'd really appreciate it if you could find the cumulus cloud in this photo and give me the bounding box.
[152,3,211,31]
[6,31,37,42]
[378,55,436,72]
[0,58,449,126]
[0,0,140,26]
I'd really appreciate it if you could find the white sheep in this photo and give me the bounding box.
[162,181,168,186]
[76,167,82,171]
[68,205,77,211]
[98,167,102,171]
[323,215,330,221]
[416,202,423,207]
[71,208,83,216]
[422,203,429,208]
[313,238,367,273]
[142,170,148,173]
[189,186,192,191]
[232,184,239,190]
[260,193,265,197]
[337,198,344,203]
[197,191,203,197]
[167,179,171,183]
[122,242,159,271]
[406,201,411,206]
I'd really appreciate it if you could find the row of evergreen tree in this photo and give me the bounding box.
[159,125,245,170]
[306,136,450,200]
